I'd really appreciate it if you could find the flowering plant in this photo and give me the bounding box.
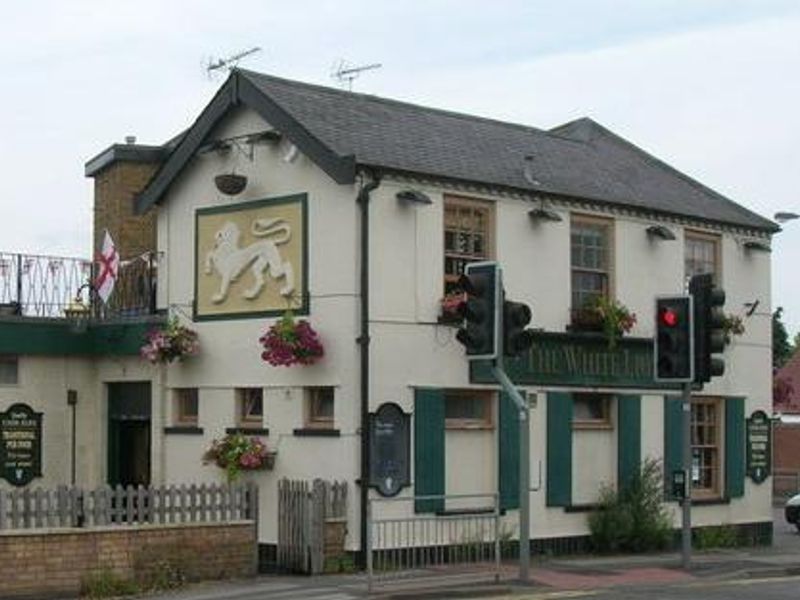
[439,291,466,323]
[721,314,745,344]
[202,433,274,481]
[140,318,200,364]
[259,311,324,367]
[592,296,637,349]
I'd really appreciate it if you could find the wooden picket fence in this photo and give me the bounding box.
[0,483,258,530]
[277,478,347,574]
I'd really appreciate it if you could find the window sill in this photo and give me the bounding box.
[436,315,462,327]
[564,503,602,513]
[164,426,204,435]
[225,427,269,436]
[293,428,341,437]
[435,507,495,516]
[572,421,613,431]
[692,497,730,506]
[445,422,494,431]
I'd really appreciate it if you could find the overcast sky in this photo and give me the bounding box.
[2,1,799,333]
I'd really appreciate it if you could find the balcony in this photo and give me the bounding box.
[0,251,156,320]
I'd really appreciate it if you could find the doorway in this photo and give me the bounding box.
[107,382,152,487]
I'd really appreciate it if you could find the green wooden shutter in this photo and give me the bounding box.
[499,391,520,510]
[725,397,745,499]
[414,388,445,513]
[546,392,572,507]
[617,395,641,491]
[663,396,683,501]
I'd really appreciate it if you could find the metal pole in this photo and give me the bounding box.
[681,382,692,569]
[366,498,373,594]
[491,365,530,583]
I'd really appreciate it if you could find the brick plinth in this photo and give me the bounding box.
[0,522,256,599]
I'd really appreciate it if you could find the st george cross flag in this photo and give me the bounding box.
[95,230,120,304]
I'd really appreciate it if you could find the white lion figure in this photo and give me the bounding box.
[204,218,295,304]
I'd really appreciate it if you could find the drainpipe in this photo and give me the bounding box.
[357,170,381,568]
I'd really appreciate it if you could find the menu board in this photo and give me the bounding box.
[369,403,410,497]
[746,410,771,485]
[0,403,43,487]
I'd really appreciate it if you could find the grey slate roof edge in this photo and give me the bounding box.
[237,68,591,147]
[84,144,167,177]
[365,162,773,237]
[574,118,779,233]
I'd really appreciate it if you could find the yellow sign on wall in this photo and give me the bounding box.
[195,194,307,319]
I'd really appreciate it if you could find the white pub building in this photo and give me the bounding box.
[0,69,776,566]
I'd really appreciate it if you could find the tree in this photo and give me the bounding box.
[773,307,794,369]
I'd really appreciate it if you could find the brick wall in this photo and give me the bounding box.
[774,423,800,470]
[93,161,158,259]
[0,522,256,599]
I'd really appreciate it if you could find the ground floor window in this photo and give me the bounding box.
[236,387,264,428]
[692,397,721,497]
[0,355,18,385]
[444,389,493,429]
[572,393,612,428]
[305,386,334,429]
[172,388,199,426]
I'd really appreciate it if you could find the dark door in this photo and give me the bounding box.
[107,382,152,487]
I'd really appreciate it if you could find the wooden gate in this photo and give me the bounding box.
[277,478,347,574]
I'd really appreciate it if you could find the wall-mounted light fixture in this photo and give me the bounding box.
[742,239,771,252]
[646,224,676,241]
[527,195,561,222]
[396,189,432,205]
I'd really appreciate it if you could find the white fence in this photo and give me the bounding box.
[0,483,258,530]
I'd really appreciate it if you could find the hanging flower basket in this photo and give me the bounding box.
[202,433,274,482]
[591,297,637,349]
[140,318,200,364]
[214,173,247,196]
[439,291,465,324]
[721,314,745,345]
[259,311,324,367]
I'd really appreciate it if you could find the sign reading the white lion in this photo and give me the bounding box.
[195,194,307,319]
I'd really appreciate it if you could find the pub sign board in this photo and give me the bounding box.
[0,403,43,486]
[746,410,771,484]
[369,403,410,497]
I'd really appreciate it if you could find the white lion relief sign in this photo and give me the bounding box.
[196,195,306,318]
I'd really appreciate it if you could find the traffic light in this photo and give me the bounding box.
[455,262,500,359]
[503,300,534,357]
[654,295,694,382]
[689,274,726,384]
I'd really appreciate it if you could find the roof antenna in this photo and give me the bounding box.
[206,47,262,79]
[331,59,382,91]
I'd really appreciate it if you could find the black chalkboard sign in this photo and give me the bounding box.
[746,410,771,484]
[0,403,43,487]
[369,403,410,497]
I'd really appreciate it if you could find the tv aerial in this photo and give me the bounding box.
[206,47,262,79]
[331,59,382,91]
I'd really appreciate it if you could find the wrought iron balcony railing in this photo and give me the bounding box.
[0,251,156,320]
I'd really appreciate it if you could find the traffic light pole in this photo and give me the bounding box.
[681,381,692,569]
[491,361,530,583]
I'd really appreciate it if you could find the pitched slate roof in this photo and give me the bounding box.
[134,69,776,232]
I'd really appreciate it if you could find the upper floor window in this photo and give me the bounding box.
[571,216,612,312]
[685,231,720,281]
[444,196,494,294]
[0,355,18,385]
[236,387,264,428]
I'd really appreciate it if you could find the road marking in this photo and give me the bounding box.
[685,574,800,588]
[496,591,599,600]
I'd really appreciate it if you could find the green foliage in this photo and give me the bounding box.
[324,554,357,573]
[132,544,190,593]
[588,458,672,553]
[694,525,739,550]
[80,569,139,598]
[773,307,794,369]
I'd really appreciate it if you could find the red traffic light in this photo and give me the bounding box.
[660,307,679,327]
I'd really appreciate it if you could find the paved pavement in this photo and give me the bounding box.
[145,509,800,600]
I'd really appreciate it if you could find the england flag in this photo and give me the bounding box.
[95,230,119,304]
